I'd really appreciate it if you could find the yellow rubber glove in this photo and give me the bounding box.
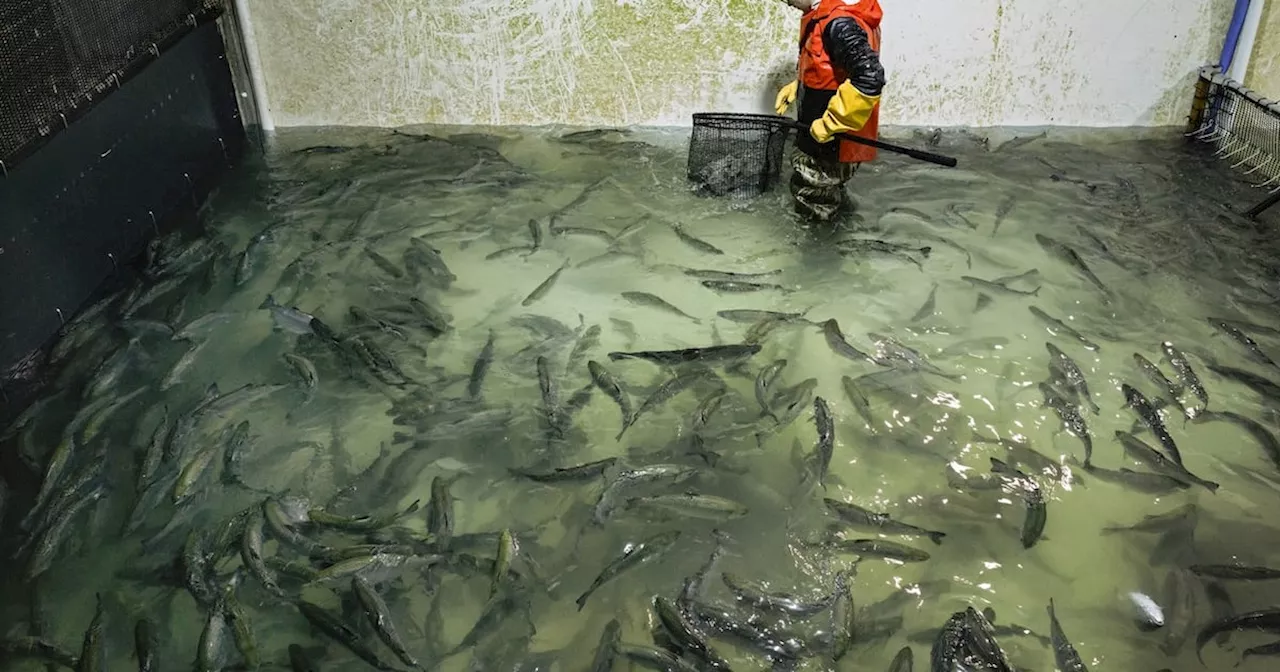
[775,80,799,115]
[809,81,881,144]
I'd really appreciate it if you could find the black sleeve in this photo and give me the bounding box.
[822,17,885,96]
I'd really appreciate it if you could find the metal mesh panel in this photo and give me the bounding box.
[1187,66,1280,192]
[0,0,215,168]
[687,113,792,199]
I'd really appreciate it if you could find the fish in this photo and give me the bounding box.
[1021,494,1048,549]
[624,492,749,520]
[491,529,516,598]
[0,637,79,669]
[717,309,808,324]
[1047,599,1089,671]
[224,582,260,669]
[1206,363,1280,402]
[840,375,875,428]
[353,575,421,669]
[296,602,400,671]
[1210,318,1279,369]
[1122,384,1184,465]
[690,387,728,434]
[1133,353,1184,409]
[511,457,618,483]
[1192,411,1280,469]
[528,218,543,250]
[135,618,157,672]
[992,195,1015,236]
[869,332,958,379]
[1029,306,1100,350]
[590,620,621,672]
[619,368,718,439]
[1035,233,1111,298]
[652,596,731,669]
[671,223,725,255]
[720,571,843,617]
[309,499,421,531]
[621,291,701,323]
[830,573,856,661]
[427,475,456,541]
[836,238,931,270]
[821,319,880,364]
[700,279,787,293]
[197,600,231,672]
[684,268,782,281]
[593,464,699,523]
[1040,382,1094,466]
[974,293,993,313]
[1046,343,1099,414]
[824,498,946,544]
[467,330,496,399]
[241,507,285,597]
[364,247,404,278]
[486,245,534,260]
[910,284,939,322]
[1115,431,1218,493]
[283,353,318,389]
[588,361,633,433]
[993,268,1041,286]
[930,608,1015,672]
[1196,609,1280,663]
[566,324,601,373]
[1204,581,1235,647]
[961,275,1040,296]
[754,359,788,422]
[1162,341,1207,412]
[289,644,319,672]
[808,396,835,487]
[521,262,569,306]
[608,344,759,365]
[1071,458,1190,495]
[1190,564,1280,580]
[445,586,531,656]
[1128,591,1165,630]
[1101,503,1197,535]
[825,537,931,562]
[259,295,315,334]
[576,530,681,610]
[1243,641,1280,662]
[616,644,702,672]
[973,431,1078,485]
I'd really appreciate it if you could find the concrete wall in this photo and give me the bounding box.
[1246,0,1280,96]
[246,0,1234,129]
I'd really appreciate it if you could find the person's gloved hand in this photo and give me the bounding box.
[775,80,799,115]
[809,81,881,143]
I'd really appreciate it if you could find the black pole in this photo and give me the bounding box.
[1244,189,1280,219]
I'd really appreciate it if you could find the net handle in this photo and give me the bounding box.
[787,121,958,168]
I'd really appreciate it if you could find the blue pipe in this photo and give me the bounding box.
[1219,0,1252,73]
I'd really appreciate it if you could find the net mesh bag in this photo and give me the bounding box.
[687,113,792,198]
[0,0,214,167]
[1187,66,1280,191]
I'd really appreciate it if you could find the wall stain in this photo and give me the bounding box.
[249,0,1237,128]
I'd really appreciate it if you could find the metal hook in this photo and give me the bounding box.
[1232,148,1262,170]
[187,13,197,26]
[107,252,117,273]
[1219,140,1251,160]
[55,307,65,327]
[183,172,198,207]
[148,210,158,236]
[1255,173,1280,189]
[1240,160,1268,176]
[149,43,160,58]
[59,112,68,129]
[0,160,7,178]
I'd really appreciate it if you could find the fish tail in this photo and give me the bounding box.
[575,592,590,611]
[1204,480,1221,493]
[258,294,278,310]
[927,531,946,545]
[1031,286,1042,296]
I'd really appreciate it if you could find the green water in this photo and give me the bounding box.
[4,125,1280,671]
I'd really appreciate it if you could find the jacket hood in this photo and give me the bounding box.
[820,0,882,31]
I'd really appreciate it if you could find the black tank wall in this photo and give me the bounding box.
[0,21,245,422]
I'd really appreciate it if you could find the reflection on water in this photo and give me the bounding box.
[4,125,1280,671]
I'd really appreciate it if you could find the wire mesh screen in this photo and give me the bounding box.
[1187,66,1280,191]
[0,0,217,167]
[687,113,792,198]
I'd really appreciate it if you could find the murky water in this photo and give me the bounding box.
[4,124,1280,671]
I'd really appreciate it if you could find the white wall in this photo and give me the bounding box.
[242,0,1234,129]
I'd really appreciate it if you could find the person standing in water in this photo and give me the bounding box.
[774,0,885,222]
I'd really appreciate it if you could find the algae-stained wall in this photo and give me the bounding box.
[248,0,1233,128]
[1246,0,1280,97]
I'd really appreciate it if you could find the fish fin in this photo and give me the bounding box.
[259,295,279,310]
[920,246,933,258]
[927,531,946,545]
[1031,286,1042,296]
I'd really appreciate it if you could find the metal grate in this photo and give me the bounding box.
[687,113,792,199]
[0,0,217,169]
[1187,66,1280,213]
